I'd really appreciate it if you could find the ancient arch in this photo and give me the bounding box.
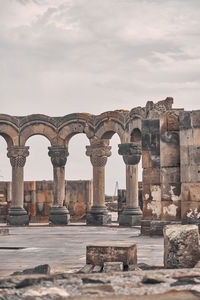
[19,122,57,146]
[0,119,19,147]
[2,96,191,233]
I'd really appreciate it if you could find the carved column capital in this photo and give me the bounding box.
[118,143,141,165]
[86,140,111,167]
[7,146,29,168]
[48,146,69,167]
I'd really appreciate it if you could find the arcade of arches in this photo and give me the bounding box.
[1,97,200,235]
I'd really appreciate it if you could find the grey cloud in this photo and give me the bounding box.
[0,0,200,192]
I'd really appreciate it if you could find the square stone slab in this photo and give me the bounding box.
[86,242,137,266]
[0,228,9,236]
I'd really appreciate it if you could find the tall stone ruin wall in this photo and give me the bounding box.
[1,97,200,232]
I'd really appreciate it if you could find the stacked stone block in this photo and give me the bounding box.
[160,112,181,224]
[180,111,200,228]
[141,119,161,234]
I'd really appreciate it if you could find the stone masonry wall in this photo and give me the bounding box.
[141,119,161,234]
[160,111,181,222]
[180,110,200,226]
[0,180,93,223]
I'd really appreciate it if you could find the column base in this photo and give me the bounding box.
[141,220,182,236]
[119,207,142,226]
[49,206,70,225]
[86,206,112,226]
[7,207,29,226]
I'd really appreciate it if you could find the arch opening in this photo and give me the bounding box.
[24,135,52,181]
[0,132,14,148]
[105,134,126,222]
[66,133,92,221]
[131,128,142,144]
[0,136,11,182]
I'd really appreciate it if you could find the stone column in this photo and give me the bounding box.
[118,143,142,226]
[7,146,29,226]
[86,139,112,225]
[48,146,70,225]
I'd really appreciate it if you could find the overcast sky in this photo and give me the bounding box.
[0,0,200,194]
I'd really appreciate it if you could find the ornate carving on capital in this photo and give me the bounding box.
[48,146,69,167]
[86,141,111,167]
[118,143,141,165]
[7,146,29,168]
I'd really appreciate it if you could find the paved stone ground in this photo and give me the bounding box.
[0,224,163,276]
[1,225,200,299]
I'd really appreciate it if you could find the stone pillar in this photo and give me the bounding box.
[86,139,112,225]
[118,143,142,226]
[48,146,70,225]
[7,146,29,226]
[141,119,161,235]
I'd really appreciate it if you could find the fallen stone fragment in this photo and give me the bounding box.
[172,273,200,280]
[103,262,123,273]
[137,263,162,270]
[171,277,200,286]
[0,278,18,289]
[86,243,137,266]
[24,287,69,297]
[127,264,141,271]
[15,278,44,289]
[142,274,165,284]
[82,277,109,284]
[164,224,200,268]
[0,228,9,236]
[194,261,200,268]
[92,265,103,273]
[79,284,115,295]
[78,264,94,274]
[11,264,51,276]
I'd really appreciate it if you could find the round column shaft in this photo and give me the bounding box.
[7,146,29,226]
[118,143,142,226]
[53,166,65,207]
[48,146,70,225]
[126,165,139,209]
[86,139,112,225]
[93,166,105,208]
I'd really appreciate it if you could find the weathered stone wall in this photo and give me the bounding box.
[0,180,92,222]
[180,111,200,226]
[66,180,93,221]
[141,119,161,234]
[160,111,181,222]
[141,109,183,235]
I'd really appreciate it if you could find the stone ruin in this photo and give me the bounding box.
[0,97,200,235]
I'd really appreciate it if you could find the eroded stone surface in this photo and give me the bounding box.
[1,268,200,300]
[86,243,137,266]
[0,228,9,236]
[164,224,200,268]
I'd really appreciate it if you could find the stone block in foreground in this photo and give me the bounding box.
[0,228,9,235]
[86,243,137,266]
[164,224,200,268]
